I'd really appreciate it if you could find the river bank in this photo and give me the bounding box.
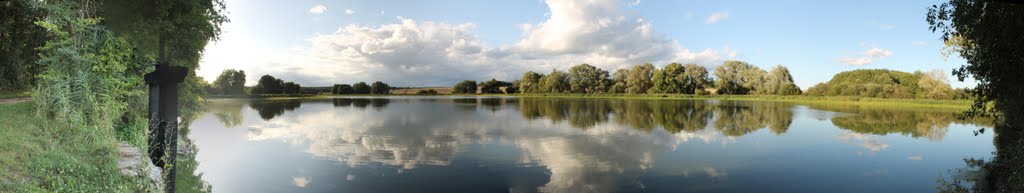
[0,102,154,192]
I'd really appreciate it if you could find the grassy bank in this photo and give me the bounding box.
[0,102,146,192]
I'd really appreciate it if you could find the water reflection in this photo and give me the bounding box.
[807,104,991,142]
[195,97,994,193]
[249,100,302,120]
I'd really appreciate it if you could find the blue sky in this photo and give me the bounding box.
[199,0,972,89]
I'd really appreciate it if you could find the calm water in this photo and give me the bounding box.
[183,96,994,193]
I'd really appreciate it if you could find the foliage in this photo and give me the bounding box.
[99,0,229,113]
[370,81,391,94]
[415,89,438,95]
[33,6,145,136]
[626,64,655,94]
[282,82,300,94]
[478,79,507,94]
[568,63,611,94]
[651,63,685,94]
[803,69,955,99]
[518,71,544,94]
[252,75,283,94]
[211,69,245,95]
[609,69,629,94]
[0,0,47,90]
[929,1,1024,192]
[452,80,477,94]
[681,63,713,94]
[505,80,520,94]
[650,63,714,94]
[332,84,354,94]
[765,65,802,95]
[539,69,570,93]
[352,82,371,94]
[714,60,767,95]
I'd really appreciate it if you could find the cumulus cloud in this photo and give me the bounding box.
[309,5,327,14]
[706,12,729,24]
[219,0,731,86]
[345,9,355,15]
[629,0,640,6]
[839,48,892,66]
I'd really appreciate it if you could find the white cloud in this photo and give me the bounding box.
[911,41,928,46]
[629,0,640,7]
[345,9,355,15]
[907,155,924,161]
[839,48,893,66]
[838,132,890,153]
[206,0,730,86]
[309,5,327,14]
[706,12,729,24]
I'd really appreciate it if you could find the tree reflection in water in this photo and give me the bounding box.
[203,97,991,193]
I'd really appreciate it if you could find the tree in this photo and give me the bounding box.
[253,75,284,94]
[568,64,611,94]
[212,69,246,95]
[609,69,630,93]
[651,63,685,94]
[626,64,655,94]
[539,69,570,93]
[916,70,953,100]
[370,81,391,94]
[282,82,301,94]
[336,84,353,94]
[766,65,802,95]
[479,79,504,94]
[506,80,521,94]
[519,71,544,93]
[714,60,766,95]
[352,82,371,94]
[452,80,477,94]
[681,63,712,94]
[0,0,47,90]
[928,2,1024,191]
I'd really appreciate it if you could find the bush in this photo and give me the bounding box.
[34,17,145,138]
[415,89,438,95]
[452,80,477,94]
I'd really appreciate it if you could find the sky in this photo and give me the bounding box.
[198,0,974,89]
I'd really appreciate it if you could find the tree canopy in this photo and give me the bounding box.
[452,80,477,94]
[211,69,246,95]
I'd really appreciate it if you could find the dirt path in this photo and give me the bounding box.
[0,97,31,104]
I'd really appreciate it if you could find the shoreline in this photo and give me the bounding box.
[210,93,973,111]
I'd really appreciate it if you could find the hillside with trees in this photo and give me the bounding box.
[803,69,956,99]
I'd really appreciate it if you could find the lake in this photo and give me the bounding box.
[182,96,994,193]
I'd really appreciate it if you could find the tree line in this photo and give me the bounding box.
[330,81,391,94]
[453,61,802,95]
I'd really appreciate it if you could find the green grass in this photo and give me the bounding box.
[0,102,148,192]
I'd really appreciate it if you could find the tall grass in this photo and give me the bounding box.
[0,102,150,192]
